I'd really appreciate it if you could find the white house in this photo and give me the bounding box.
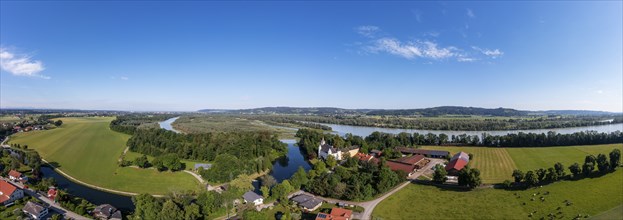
[318,138,360,161]
[22,201,48,219]
[318,138,342,160]
[0,179,24,205]
[242,191,264,206]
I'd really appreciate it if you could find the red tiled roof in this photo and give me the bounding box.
[395,155,425,165]
[330,207,352,218]
[47,189,57,200]
[354,153,372,162]
[8,170,22,179]
[315,207,353,220]
[386,161,415,173]
[445,158,468,172]
[0,179,18,204]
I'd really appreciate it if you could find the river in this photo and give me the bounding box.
[269,139,312,182]
[40,166,135,212]
[158,116,182,133]
[322,122,623,138]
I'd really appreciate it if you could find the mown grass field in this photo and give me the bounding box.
[373,169,623,220]
[507,144,623,171]
[9,117,201,194]
[0,115,22,123]
[421,146,517,183]
[173,115,297,139]
[421,144,622,184]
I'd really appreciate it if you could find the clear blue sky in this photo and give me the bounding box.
[1,1,621,112]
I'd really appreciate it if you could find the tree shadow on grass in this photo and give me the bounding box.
[44,161,62,169]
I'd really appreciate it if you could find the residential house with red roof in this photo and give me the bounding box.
[0,179,24,205]
[8,170,27,183]
[316,207,353,220]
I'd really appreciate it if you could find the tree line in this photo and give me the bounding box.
[109,114,177,135]
[270,114,622,131]
[242,115,332,131]
[296,128,622,161]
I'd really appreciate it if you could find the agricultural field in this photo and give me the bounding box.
[172,115,297,139]
[421,144,622,184]
[9,117,201,195]
[372,169,623,220]
[0,115,22,123]
[421,146,517,183]
[506,144,623,171]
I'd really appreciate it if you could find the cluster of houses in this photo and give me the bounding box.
[1,170,123,220]
[11,125,46,133]
[317,139,471,180]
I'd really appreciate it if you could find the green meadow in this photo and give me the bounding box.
[373,169,623,220]
[507,144,623,171]
[9,117,201,195]
[421,144,622,184]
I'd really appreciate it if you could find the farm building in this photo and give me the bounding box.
[445,151,470,175]
[397,147,450,158]
[385,155,427,176]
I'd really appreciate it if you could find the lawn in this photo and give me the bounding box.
[421,146,517,183]
[9,117,201,195]
[507,144,623,171]
[373,169,623,220]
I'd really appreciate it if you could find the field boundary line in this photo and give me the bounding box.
[42,159,166,197]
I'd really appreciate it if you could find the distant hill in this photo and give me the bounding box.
[198,107,372,115]
[198,106,621,117]
[533,110,619,116]
[366,106,529,117]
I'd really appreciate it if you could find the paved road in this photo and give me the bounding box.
[289,158,445,220]
[2,177,88,220]
[359,158,444,219]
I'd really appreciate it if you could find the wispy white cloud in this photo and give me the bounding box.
[412,10,423,23]
[472,46,504,58]
[355,26,380,38]
[356,25,504,63]
[466,8,475,18]
[366,38,456,60]
[457,57,478,62]
[0,47,48,79]
[120,76,129,80]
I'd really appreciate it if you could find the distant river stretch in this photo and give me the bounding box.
[159,117,622,138]
[321,123,623,138]
[158,117,182,133]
